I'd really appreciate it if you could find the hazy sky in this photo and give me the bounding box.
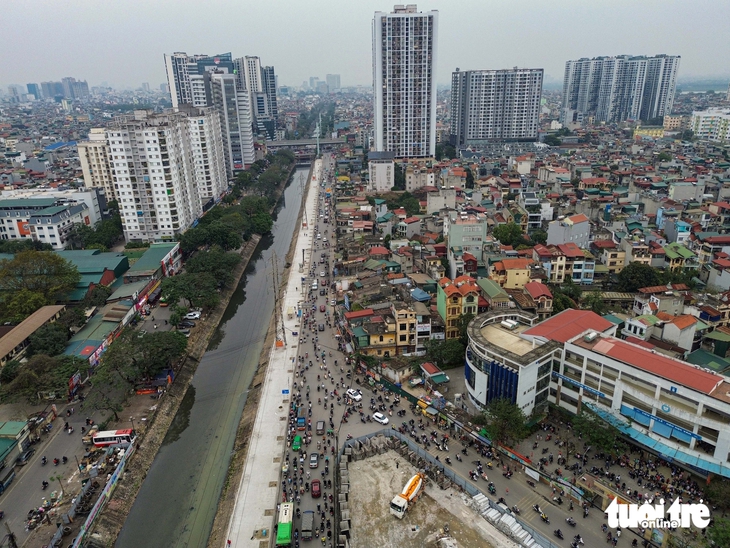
[3,0,729,90]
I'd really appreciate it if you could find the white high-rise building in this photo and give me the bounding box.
[77,128,116,202]
[691,108,730,144]
[450,68,543,147]
[209,72,256,173]
[372,4,438,159]
[107,109,225,243]
[561,54,680,124]
[326,74,341,91]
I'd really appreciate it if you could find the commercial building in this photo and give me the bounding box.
[561,55,680,124]
[77,128,115,201]
[26,83,42,100]
[208,74,255,175]
[241,56,279,140]
[107,109,224,243]
[450,68,543,147]
[373,4,438,158]
[690,108,730,144]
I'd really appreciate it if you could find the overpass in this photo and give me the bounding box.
[265,137,347,163]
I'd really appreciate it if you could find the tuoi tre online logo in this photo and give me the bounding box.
[605,497,711,529]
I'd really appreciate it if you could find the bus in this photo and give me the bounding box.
[276,502,294,547]
[92,428,136,447]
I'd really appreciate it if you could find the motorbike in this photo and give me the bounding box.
[455,454,462,462]
[42,481,49,490]
[526,480,536,488]
[53,458,59,466]
[41,456,47,466]
[554,529,564,540]
[62,456,67,464]
[511,506,520,515]
[445,457,451,465]
[553,496,563,505]
[532,504,541,513]
[488,483,496,494]
[573,535,584,545]
[566,517,576,527]
[540,513,550,524]
[497,497,506,505]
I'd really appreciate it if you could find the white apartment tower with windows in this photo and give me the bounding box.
[450,68,543,147]
[107,109,225,243]
[561,54,680,124]
[373,4,438,159]
[77,128,116,202]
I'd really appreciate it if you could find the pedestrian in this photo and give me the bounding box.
[396,462,399,469]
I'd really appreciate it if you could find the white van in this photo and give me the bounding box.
[312,281,318,290]
[317,233,321,240]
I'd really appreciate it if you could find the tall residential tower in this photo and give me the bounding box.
[450,68,543,147]
[373,5,438,159]
[561,54,680,125]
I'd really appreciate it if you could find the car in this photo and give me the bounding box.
[346,388,362,402]
[15,448,35,466]
[292,435,302,452]
[177,329,191,338]
[311,479,321,498]
[323,238,328,243]
[309,452,319,468]
[185,311,201,320]
[178,320,196,328]
[318,323,325,331]
[319,288,326,296]
[330,299,336,306]
[319,305,326,312]
[320,271,326,277]
[373,412,389,425]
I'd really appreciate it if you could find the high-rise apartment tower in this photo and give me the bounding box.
[450,68,543,147]
[561,54,680,124]
[373,4,438,159]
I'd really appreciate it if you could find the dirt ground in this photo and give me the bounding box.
[348,452,519,548]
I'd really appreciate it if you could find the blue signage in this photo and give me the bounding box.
[282,389,290,395]
[552,372,606,398]
[632,407,700,440]
[344,294,351,311]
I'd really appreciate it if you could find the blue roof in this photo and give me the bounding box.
[410,288,431,302]
[44,141,76,151]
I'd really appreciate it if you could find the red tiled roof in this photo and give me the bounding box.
[524,281,552,299]
[670,315,698,330]
[568,213,590,224]
[501,258,533,270]
[588,338,722,395]
[421,362,441,375]
[523,309,614,343]
[557,243,585,258]
[637,284,689,294]
[344,309,374,320]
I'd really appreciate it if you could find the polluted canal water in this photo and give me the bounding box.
[116,166,309,548]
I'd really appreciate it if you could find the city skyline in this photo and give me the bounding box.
[2,0,729,91]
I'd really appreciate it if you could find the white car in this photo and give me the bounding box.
[373,412,389,425]
[346,388,362,402]
[185,311,201,320]
[320,271,326,277]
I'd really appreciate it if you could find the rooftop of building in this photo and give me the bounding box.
[125,242,178,277]
[522,309,614,343]
[480,323,535,356]
[0,305,65,359]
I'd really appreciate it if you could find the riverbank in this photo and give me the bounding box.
[87,162,302,546]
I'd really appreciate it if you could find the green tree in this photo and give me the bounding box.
[0,360,20,384]
[458,312,475,348]
[424,338,465,370]
[185,246,241,289]
[492,222,525,247]
[572,409,624,455]
[617,262,661,292]
[705,478,730,511]
[161,272,219,311]
[0,355,82,403]
[582,291,608,315]
[0,250,80,303]
[657,152,672,162]
[465,168,475,189]
[4,288,48,321]
[705,517,730,548]
[83,285,114,308]
[57,307,87,331]
[552,293,575,314]
[544,135,562,146]
[27,323,69,357]
[530,230,548,245]
[476,398,529,447]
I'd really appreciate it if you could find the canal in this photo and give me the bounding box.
[116,166,310,548]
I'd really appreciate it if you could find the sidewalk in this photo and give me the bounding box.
[225,160,321,547]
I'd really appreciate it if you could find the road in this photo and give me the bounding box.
[1,406,105,544]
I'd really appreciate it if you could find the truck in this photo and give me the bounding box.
[390,472,424,519]
[297,408,306,431]
[301,510,315,540]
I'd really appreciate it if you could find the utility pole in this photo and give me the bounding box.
[272,251,286,346]
[316,112,321,157]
